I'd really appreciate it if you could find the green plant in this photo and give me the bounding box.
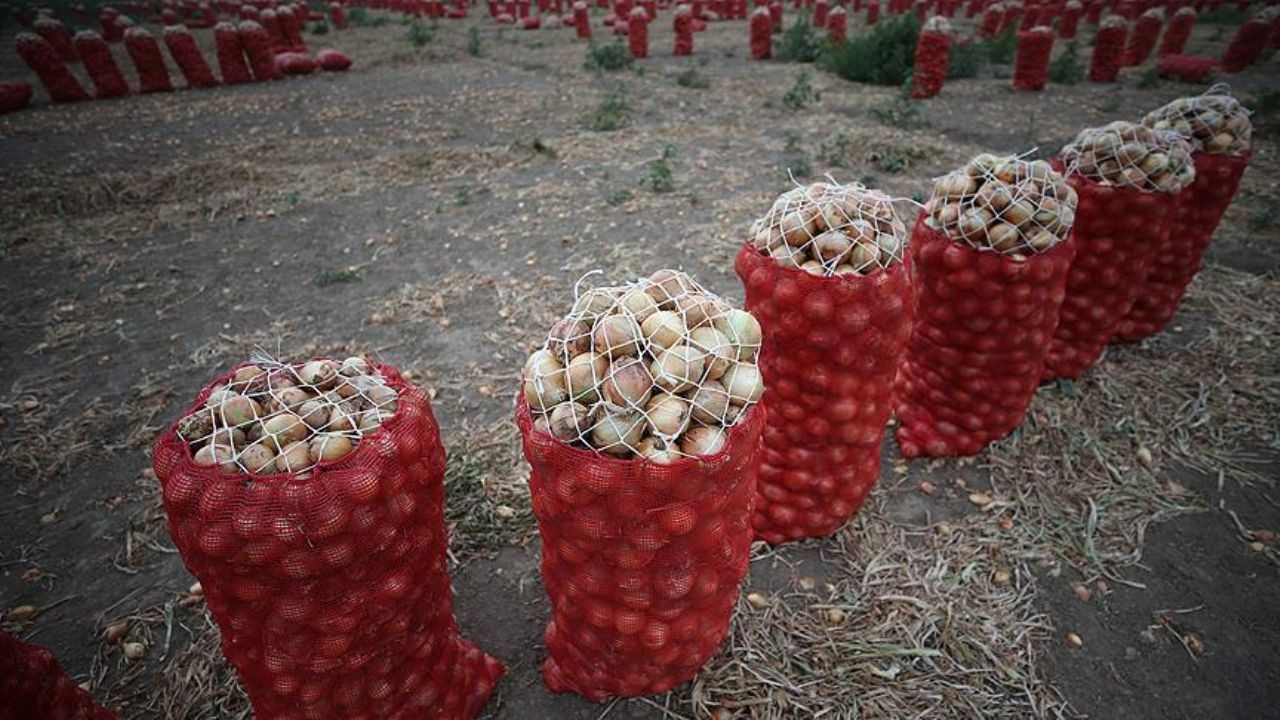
[311,21,329,35]
[313,266,360,287]
[947,39,985,79]
[782,69,820,110]
[821,14,921,85]
[1198,6,1247,24]
[676,67,710,88]
[822,132,855,167]
[872,81,926,129]
[586,85,629,131]
[785,154,813,179]
[606,188,634,206]
[468,27,483,56]
[1136,67,1161,89]
[983,29,1017,64]
[643,145,678,192]
[778,13,822,63]
[585,40,633,71]
[348,6,369,24]
[406,20,433,47]
[1048,42,1084,84]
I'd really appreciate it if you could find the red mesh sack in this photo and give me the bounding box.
[214,21,253,84]
[867,0,879,25]
[769,0,783,27]
[1060,0,1081,37]
[152,358,504,720]
[1155,53,1216,82]
[277,7,307,50]
[520,14,542,27]
[1157,6,1194,55]
[1018,3,1037,29]
[15,32,90,103]
[628,6,648,55]
[74,30,130,98]
[1115,92,1252,342]
[260,9,287,49]
[896,155,1079,456]
[827,5,847,41]
[124,27,174,92]
[750,5,772,56]
[979,2,1000,37]
[814,0,829,25]
[1089,16,1126,82]
[1044,122,1194,379]
[1220,17,1268,71]
[277,51,318,73]
[240,20,284,80]
[1013,26,1053,90]
[674,4,694,53]
[329,1,348,28]
[1122,7,1161,65]
[574,0,592,36]
[161,7,180,24]
[0,631,116,720]
[33,17,77,61]
[0,81,33,113]
[317,48,353,70]
[911,19,951,99]
[1086,0,1103,24]
[164,25,220,88]
[738,182,913,543]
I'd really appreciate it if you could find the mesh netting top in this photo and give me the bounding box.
[522,270,762,462]
[1140,7,1163,20]
[1061,120,1196,193]
[1100,14,1125,29]
[1065,1,1081,10]
[923,15,951,31]
[1142,87,1253,156]
[176,356,399,477]
[748,180,907,278]
[923,154,1077,260]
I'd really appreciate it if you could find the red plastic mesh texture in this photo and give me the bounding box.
[895,219,1076,458]
[152,361,504,720]
[1113,151,1249,343]
[517,397,763,701]
[735,242,913,544]
[1042,173,1176,380]
[1089,23,1126,82]
[0,631,116,720]
[911,29,950,98]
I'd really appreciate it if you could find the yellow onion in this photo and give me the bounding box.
[714,309,762,361]
[262,412,308,446]
[812,231,853,264]
[523,349,568,410]
[637,436,678,464]
[673,292,715,328]
[277,441,312,472]
[641,311,685,350]
[364,381,398,411]
[297,400,330,430]
[193,443,237,474]
[690,327,734,380]
[688,379,730,424]
[650,344,705,394]
[619,287,660,323]
[356,410,383,433]
[299,359,339,389]
[309,433,354,463]
[644,393,688,436]
[339,356,371,377]
[548,402,590,443]
[594,314,642,358]
[238,443,277,474]
[326,404,358,433]
[178,411,214,442]
[218,394,262,427]
[679,426,727,457]
[210,426,246,450]
[566,352,607,402]
[590,409,644,455]
[272,386,311,411]
[645,269,693,308]
[548,318,593,360]
[233,365,265,384]
[723,364,764,405]
[603,358,654,408]
[572,288,618,320]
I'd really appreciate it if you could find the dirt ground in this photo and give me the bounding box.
[1,5,1277,719]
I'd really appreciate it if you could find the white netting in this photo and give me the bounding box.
[176,355,399,477]
[923,154,1077,260]
[923,14,951,32]
[1141,85,1253,156]
[522,270,762,462]
[1100,14,1126,30]
[1060,120,1196,193]
[1065,1,1081,11]
[1140,7,1164,21]
[748,180,907,278]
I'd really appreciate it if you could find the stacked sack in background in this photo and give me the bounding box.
[896,154,1078,457]
[736,181,913,544]
[152,357,503,719]
[517,271,765,700]
[0,632,116,720]
[1116,90,1253,342]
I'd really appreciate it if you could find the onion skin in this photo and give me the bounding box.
[548,402,590,443]
[590,410,644,455]
[722,364,764,405]
[603,358,654,409]
[238,443,277,474]
[641,311,685,350]
[218,394,262,427]
[644,393,688,436]
[309,433,354,463]
[594,315,642,358]
[679,426,726,457]
[651,344,706,394]
[688,379,730,424]
[523,349,568,411]
[548,318,593,360]
[566,352,607,403]
[277,441,311,472]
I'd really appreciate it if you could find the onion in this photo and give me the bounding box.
[263,412,308,445]
[238,443,277,474]
[812,231,853,263]
[218,394,262,427]
[619,287,659,323]
[210,426,246,450]
[566,352,608,402]
[178,411,214,441]
[590,409,644,455]
[713,309,762,361]
[339,356,370,377]
[364,381,398,411]
[690,327,733,379]
[277,441,312,472]
[593,314,642,358]
[233,365,265,384]
[326,405,357,433]
[548,318,593,360]
[603,358,654,408]
[645,269,693,308]
[688,379,730,424]
[800,260,825,276]
[679,426,726,457]
[357,410,384,433]
[637,436,678,464]
[523,349,568,410]
[193,443,236,473]
[298,400,330,430]
[572,288,617,319]
[673,292,714,328]
[644,393,688,436]
[642,311,685,350]
[272,386,311,411]
[548,402,590,443]
[650,344,705,394]
[309,433,354,463]
[299,359,339,389]
[723,364,764,405]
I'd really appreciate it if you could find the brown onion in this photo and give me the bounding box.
[591,409,644,455]
[723,364,764,405]
[309,433,354,463]
[690,327,734,380]
[679,426,727,457]
[688,379,730,424]
[650,344,705,394]
[548,402,590,443]
[641,311,685,350]
[603,357,653,408]
[644,393,688,436]
[593,314,642,358]
[565,352,607,402]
